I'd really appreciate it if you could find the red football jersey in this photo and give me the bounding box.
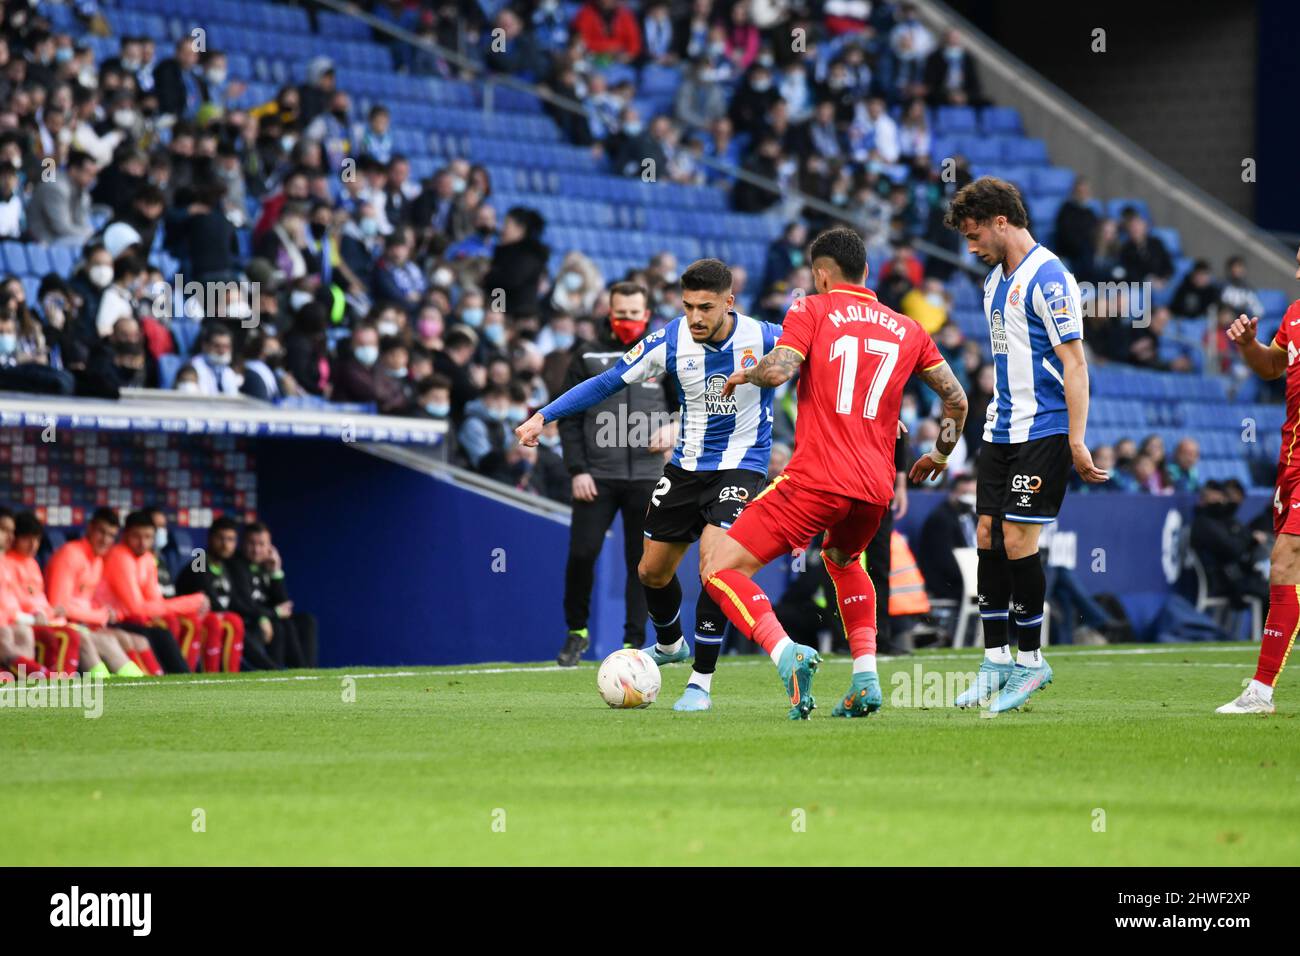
[775,284,944,504]
[1270,300,1300,470]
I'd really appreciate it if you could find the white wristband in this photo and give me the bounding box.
[929,450,949,465]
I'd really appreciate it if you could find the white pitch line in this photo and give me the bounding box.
[71,644,1257,690]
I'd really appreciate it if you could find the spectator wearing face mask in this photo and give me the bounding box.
[413,373,458,459]
[0,308,74,395]
[240,333,292,402]
[444,204,498,262]
[547,251,603,318]
[481,207,549,319]
[458,383,516,478]
[0,164,22,238]
[94,316,158,389]
[173,365,201,393]
[357,105,392,163]
[432,328,481,420]
[332,322,411,413]
[377,335,415,403]
[506,425,572,504]
[916,472,979,603]
[188,325,242,394]
[371,233,427,315]
[181,182,241,283]
[69,244,115,339]
[27,149,97,245]
[94,254,145,338]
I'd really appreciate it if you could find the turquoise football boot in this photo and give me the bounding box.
[776,643,821,720]
[832,671,883,717]
[954,658,1017,708]
[988,661,1054,713]
[672,683,712,711]
[646,641,691,666]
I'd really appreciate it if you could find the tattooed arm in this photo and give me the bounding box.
[721,345,803,396]
[908,360,969,483]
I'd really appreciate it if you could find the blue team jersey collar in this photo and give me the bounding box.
[1000,242,1041,284]
[701,309,740,352]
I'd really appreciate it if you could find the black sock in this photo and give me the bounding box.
[976,546,1011,649]
[644,575,683,646]
[691,588,726,675]
[1007,552,1046,654]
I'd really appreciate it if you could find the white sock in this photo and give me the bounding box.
[689,670,712,693]
[769,636,793,665]
[1017,647,1042,668]
[1249,679,1274,702]
[852,654,877,674]
[985,645,1012,665]
[656,637,684,654]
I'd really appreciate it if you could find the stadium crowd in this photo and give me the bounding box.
[0,0,1278,513]
[0,0,1275,657]
[0,503,317,680]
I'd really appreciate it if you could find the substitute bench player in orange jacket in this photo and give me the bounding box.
[101,511,244,673]
[1217,244,1300,714]
[4,510,144,678]
[0,506,52,679]
[45,508,188,675]
[701,227,969,719]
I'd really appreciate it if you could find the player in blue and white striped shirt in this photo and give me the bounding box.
[944,177,1109,713]
[517,259,782,711]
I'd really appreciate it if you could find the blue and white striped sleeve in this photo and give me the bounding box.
[538,334,668,422]
[1030,262,1083,346]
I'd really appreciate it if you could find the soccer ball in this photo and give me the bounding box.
[596,649,661,709]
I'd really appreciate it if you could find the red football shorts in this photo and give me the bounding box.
[726,474,888,566]
[1274,467,1300,535]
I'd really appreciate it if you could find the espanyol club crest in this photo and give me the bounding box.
[1009,286,1021,306]
[740,349,757,369]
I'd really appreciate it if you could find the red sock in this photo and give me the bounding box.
[33,626,80,676]
[705,570,788,654]
[210,613,244,673]
[9,656,49,678]
[203,615,223,673]
[139,647,164,677]
[173,615,202,671]
[824,554,878,658]
[1255,584,1300,687]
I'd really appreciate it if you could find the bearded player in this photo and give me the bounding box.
[517,259,784,711]
[1216,245,1300,714]
[701,226,968,719]
[944,177,1108,713]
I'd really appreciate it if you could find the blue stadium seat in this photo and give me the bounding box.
[979,106,1022,135]
[158,354,185,390]
[1030,167,1075,198]
[24,243,52,276]
[935,106,978,134]
[1,241,27,275]
[1151,226,1182,259]
[1000,138,1050,165]
[47,245,75,278]
[1257,288,1291,319]
[1107,197,1151,222]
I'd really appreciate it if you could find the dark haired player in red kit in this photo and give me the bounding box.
[702,227,969,719]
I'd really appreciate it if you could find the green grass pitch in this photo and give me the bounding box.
[2,643,1294,866]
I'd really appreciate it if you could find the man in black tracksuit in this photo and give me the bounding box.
[230,521,319,669]
[176,516,279,670]
[554,283,677,665]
